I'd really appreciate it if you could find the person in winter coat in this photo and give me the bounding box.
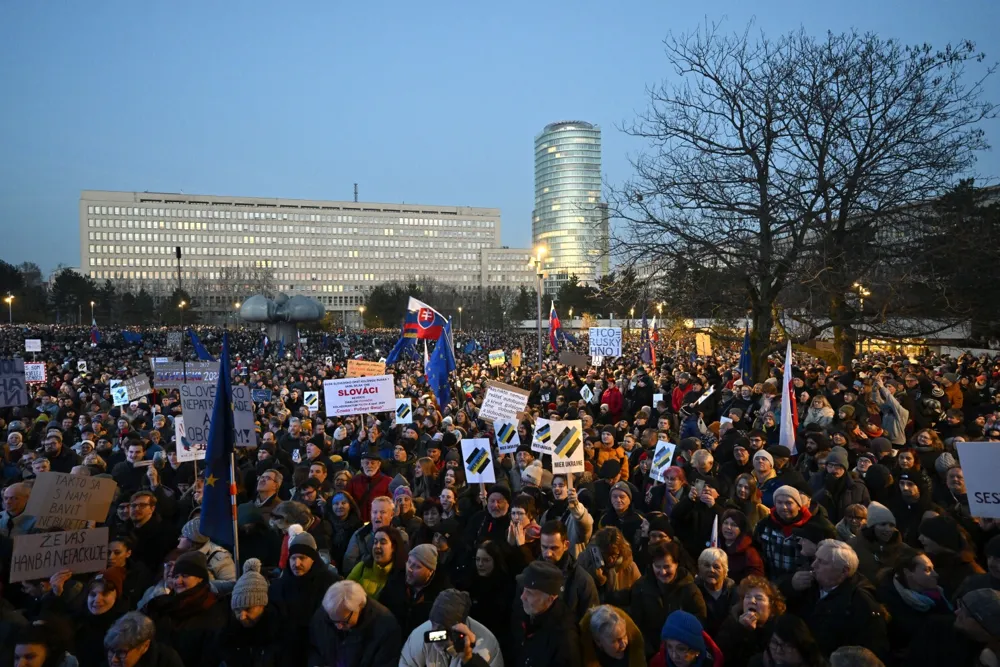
[626,541,708,659]
[400,589,503,667]
[106,535,154,611]
[346,452,393,523]
[905,588,1000,667]
[540,474,594,557]
[66,568,129,666]
[579,605,646,667]
[177,517,237,588]
[715,575,786,667]
[849,502,906,583]
[871,377,910,447]
[598,481,645,546]
[876,548,954,663]
[509,561,582,667]
[648,610,724,667]
[309,580,403,667]
[103,611,186,667]
[671,479,724,561]
[347,526,406,599]
[142,551,230,667]
[343,496,402,573]
[464,539,515,650]
[379,544,452,636]
[746,613,827,667]
[889,472,940,547]
[953,534,1000,600]
[694,548,739,636]
[213,559,283,667]
[720,510,765,583]
[802,396,835,430]
[577,527,643,605]
[328,491,364,571]
[918,514,985,600]
[753,485,833,579]
[532,519,599,622]
[602,381,625,422]
[810,448,870,523]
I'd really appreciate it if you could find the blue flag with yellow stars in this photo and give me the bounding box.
[200,332,235,546]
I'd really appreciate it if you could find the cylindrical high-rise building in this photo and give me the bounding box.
[532,120,608,295]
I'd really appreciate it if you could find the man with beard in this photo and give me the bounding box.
[465,484,512,547]
[527,520,598,622]
[41,430,79,474]
[380,544,452,635]
[811,448,870,523]
[213,559,283,665]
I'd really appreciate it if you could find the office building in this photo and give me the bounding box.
[532,120,609,295]
[80,190,535,323]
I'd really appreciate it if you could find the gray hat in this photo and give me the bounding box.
[429,589,472,629]
[610,481,632,501]
[231,558,269,611]
[409,543,438,571]
[287,524,320,561]
[961,588,1000,638]
[826,448,849,470]
[934,452,959,474]
[866,501,895,526]
[943,373,959,384]
[182,518,209,546]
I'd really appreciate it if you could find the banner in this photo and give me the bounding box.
[251,388,273,403]
[511,349,521,368]
[323,375,395,416]
[153,361,219,389]
[478,380,530,423]
[25,472,118,525]
[532,418,581,457]
[10,528,109,584]
[24,339,41,352]
[395,398,413,425]
[957,442,1000,518]
[550,419,585,474]
[650,440,678,482]
[303,391,320,413]
[580,385,594,403]
[494,419,520,454]
[0,358,28,409]
[231,385,257,447]
[460,438,495,484]
[488,350,506,367]
[24,363,46,384]
[151,356,170,366]
[174,415,205,462]
[589,328,622,357]
[180,382,218,451]
[346,359,386,378]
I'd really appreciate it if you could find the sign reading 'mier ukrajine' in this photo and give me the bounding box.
[323,375,395,416]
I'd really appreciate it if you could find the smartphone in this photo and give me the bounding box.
[693,479,706,494]
[424,630,449,644]
[588,545,605,569]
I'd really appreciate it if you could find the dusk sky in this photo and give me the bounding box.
[1,0,997,273]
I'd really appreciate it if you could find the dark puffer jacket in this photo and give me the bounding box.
[308,596,402,667]
[626,569,708,659]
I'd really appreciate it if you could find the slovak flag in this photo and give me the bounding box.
[779,339,800,454]
[90,325,101,345]
[548,301,561,353]
[404,297,447,340]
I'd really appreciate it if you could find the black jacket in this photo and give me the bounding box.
[213,603,284,667]
[308,597,402,667]
[509,598,582,667]
[143,583,229,667]
[378,567,452,636]
[626,570,708,659]
[127,642,186,667]
[269,561,339,667]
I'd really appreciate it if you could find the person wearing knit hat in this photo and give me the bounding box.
[773,484,806,509]
[521,560,565,598]
[171,551,210,583]
[87,567,126,616]
[179,517,210,548]
[958,588,1000,641]
[659,610,718,665]
[753,448,774,467]
[230,558,269,616]
[866,501,896,527]
[934,452,959,475]
[408,543,439,574]
[521,460,544,488]
[826,447,850,471]
[393,485,413,501]
[287,524,322,564]
[919,514,966,553]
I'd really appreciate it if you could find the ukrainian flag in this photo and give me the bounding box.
[497,422,516,445]
[554,426,582,458]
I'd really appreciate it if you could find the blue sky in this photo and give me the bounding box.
[1,0,997,273]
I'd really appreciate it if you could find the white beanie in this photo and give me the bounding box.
[521,461,544,487]
[753,449,774,466]
[866,501,896,526]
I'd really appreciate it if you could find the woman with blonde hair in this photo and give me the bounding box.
[803,395,835,430]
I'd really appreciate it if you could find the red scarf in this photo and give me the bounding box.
[770,505,813,537]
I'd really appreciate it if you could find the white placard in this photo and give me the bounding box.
[957,442,1000,518]
[532,418,582,457]
[10,527,109,583]
[180,382,218,452]
[24,339,41,352]
[175,415,206,462]
[494,419,519,454]
[112,385,129,406]
[589,328,622,358]
[304,391,320,413]
[77,360,88,373]
[323,375,395,417]
[695,385,716,405]
[580,385,594,403]
[479,380,530,423]
[24,363,46,384]
[151,357,170,366]
[550,419,585,474]
[232,385,257,447]
[650,440,677,482]
[592,356,604,367]
[122,374,152,401]
[653,392,664,406]
[460,438,495,484]
[395,398,413,425]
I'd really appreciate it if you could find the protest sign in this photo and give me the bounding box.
[494,419,519,454]
[957,442,1000,518]
[559,350,590,370]
[112,385,129,407]
[395,398,413,425]
[460,438,495,484]
[151,357,170,366]
[653,392,664,406]
[695,385,716,405]
[231,385,257,447]
[488,350,506,368]
[589,328,622,358]
[24,363,46,384]
[24,339,41,352]
[550,419,585,474]
[650,441,678,482]
[323,375,395,416]
[251,388,272,403]
[511,349,521,368]
[533,418,581,457]
[25,472,118,525]
[10,527,109,584]
[324,356,333,366]
[346,359,386,378]
[580,385,594,403]
[153,361,219,389]
[695,333,713,356]
[303,391,319,413]
[174,415,205,462]
[478,380,530,423]
[77,360,87,373]
[122,374,152,400]
[0,358,28,409]
[180,382,218,451]
[592,355,604,366]
[167,331,183,348]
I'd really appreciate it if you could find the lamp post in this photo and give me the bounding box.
[359,305,366,330]
[178,300,186,330]
[852,282,871,352]
[89,300,95,325]
[4,295,12,324]
[233,302,241,329]
[568,307,573,323]
[458,306,463,332]
[532,246,547,368]
[630,306,635,333]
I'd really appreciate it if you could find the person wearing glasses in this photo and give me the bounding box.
[309,580,402,667]
[103,611,184,667]
[120,490,178,575]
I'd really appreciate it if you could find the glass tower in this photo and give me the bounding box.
[532,120,608,295]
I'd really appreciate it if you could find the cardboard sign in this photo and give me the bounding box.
[180,382,218,452]
[232,385,257,447]
[395,398,413,425]
[559,350,590,370]
[696,333,712,356]
[304,391,320,413]
[323,375,395,416]
[25,472,118,524]
[24,339,41,352]
[488,350,506,368]
[589,328,622,358]
[122,374,152,400]
[511,349,522,368]
[957,442,1000,518]
[650,441,678,482]
[0,358,28,409]
[174,415,206,462]
[346,359,386,378]
[153,361,219,389]
[77,360,88,373]
[251,388,273,403]
[460,438,496,484]
[592,355,604,367]
[550,419,585,474]
[24,363,46,384]
[532,418,581,457]
[167,331,183,348]
[10,527,109,584]
[478,380,530,423]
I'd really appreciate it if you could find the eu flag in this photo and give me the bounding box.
[187,328,216,362]
[427,320,456,408]
[738,322,753,383]
[200,333,235,547]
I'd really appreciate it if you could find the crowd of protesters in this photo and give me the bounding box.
[1,322,1000,667]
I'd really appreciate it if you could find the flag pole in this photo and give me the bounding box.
[229,451,240,565]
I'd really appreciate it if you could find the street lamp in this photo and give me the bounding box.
[90,300,95,325]
[630,306,635,332]
[852,282,871,312]
[657,303,663,316]
[178,300,186,330]
[568,307,573,321]
[359,305,366,330]
[458,306,463,332]
[233,302,241,329]
[531,246,547,368]
[4,295,12,324]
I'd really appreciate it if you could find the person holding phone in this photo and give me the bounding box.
[400,589,502,667]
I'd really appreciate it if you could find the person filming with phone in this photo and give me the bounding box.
[400,588,502,667]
